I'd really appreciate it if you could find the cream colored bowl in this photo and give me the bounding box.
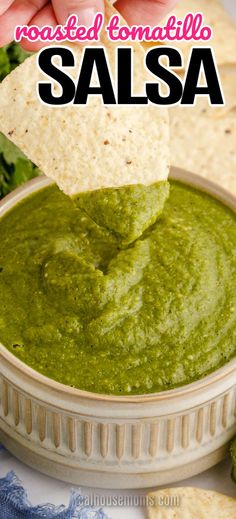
[0,168,236,489]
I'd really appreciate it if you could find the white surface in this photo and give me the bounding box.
[0,1,236,517]
[0,449,236,518]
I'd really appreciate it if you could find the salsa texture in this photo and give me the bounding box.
[0,181,236,395]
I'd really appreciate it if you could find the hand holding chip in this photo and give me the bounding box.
[0,0,178,49]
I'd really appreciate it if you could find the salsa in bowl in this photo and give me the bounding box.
[0,169,236,396]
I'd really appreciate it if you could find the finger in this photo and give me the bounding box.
[0,0,48,46]
[115,0,178,25]
[20,3,57,52]
[52,0,104,26]
[0,0,15,16]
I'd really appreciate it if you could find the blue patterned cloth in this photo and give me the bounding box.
[0,447,109,519]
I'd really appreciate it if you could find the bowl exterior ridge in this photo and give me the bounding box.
[0,168,236,488]
[0,366,236,487]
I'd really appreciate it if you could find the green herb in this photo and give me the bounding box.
[0,42,30,81]
[0,43,41,199]
[231,437,236,483]
[0,47,11,81]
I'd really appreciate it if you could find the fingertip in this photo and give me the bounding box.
[19,39,48,52]
[18,3,57,53]
[0,16,16,47]
[0,35,12,47]
[115,0,177,25]
[52,0,104,26]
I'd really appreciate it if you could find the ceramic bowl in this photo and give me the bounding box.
[0,167,236,489]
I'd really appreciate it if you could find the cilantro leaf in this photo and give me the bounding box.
[0,47,11,81]
[6,42,31,65]
[12,157,37,187]
[0,132,26,164]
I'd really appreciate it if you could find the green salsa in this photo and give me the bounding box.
[0,180,236,395]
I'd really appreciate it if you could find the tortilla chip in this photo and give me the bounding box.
[165,0,236,68]
[144,0,236,68]
[210,67,236,116]
[170,102,236,194]
[0,2,169,195]
[147,487,236,518]
[183,68,236,117]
